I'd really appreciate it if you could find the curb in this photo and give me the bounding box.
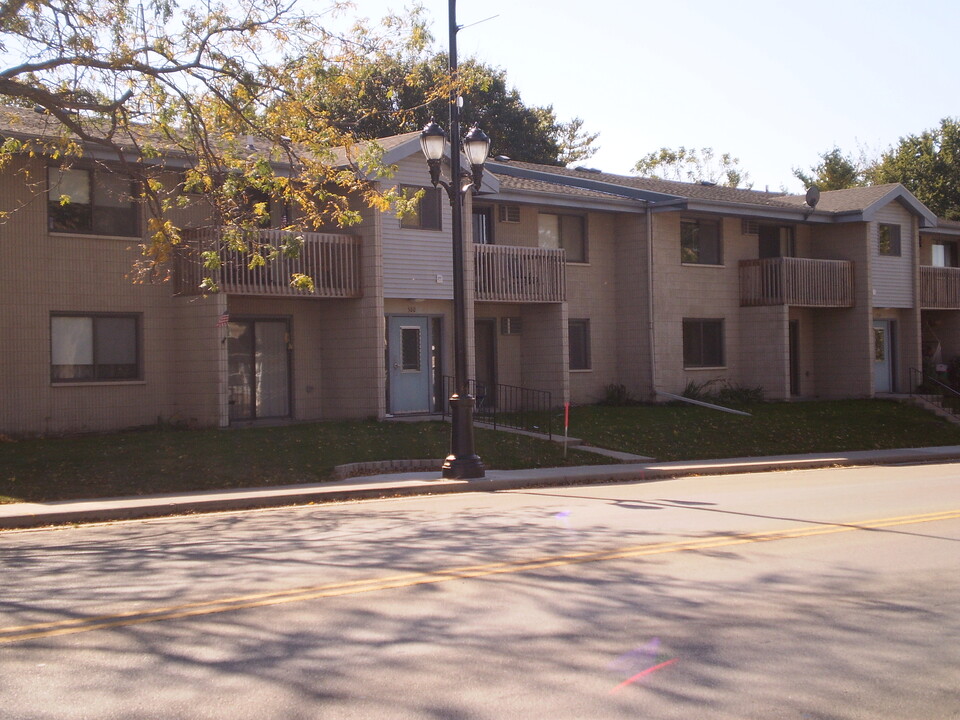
[3,446,960,530]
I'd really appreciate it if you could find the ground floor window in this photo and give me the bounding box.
[569,319,591,370]
[51,313,140,382]
[683,318,724,368]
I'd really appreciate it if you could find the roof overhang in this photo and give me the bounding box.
[487,161,683,205]
[858,186,938,228]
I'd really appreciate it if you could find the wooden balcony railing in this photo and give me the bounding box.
[475,244,566,303]
[175,228,362,298]
[740,257,854,307]
[920,266,960,309]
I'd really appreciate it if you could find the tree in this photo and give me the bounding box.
[633,146,751,188]
[871,118,960,220]
[301,46,599,166]
[556,116,600,166]
[0,0,421,288]
[793,147,867,190]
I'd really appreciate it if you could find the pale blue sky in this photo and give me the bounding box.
[345,0,960,192]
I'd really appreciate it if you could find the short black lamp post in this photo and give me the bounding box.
[419,4,491,480]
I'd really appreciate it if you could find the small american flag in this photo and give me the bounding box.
[216,312,230,328]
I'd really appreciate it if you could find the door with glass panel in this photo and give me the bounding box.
[227,319,291,421]
[388,316,432,414]
[873,320,894,393]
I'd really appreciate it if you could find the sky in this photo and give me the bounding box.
[337,0,960,193]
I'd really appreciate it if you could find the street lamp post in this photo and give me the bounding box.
[419,0,489,480]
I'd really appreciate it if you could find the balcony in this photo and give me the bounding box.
[740,257,854,308]
[920,266,960,309]
[475,244,566,303]
[175,228,362,298]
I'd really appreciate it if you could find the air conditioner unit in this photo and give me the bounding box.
[498,205,521,224]
[501,317,522,335]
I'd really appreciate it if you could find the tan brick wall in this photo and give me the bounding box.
[739,305,790,399]
[614,212,652,400]
[565,211,623,403]
[789,307,817,397]
[521,303,568,406]
[651,212,754,396]
[0,156,227,435]
[809,223,873,398]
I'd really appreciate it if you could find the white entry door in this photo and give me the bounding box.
[873,320,894,393]
[388,316,432,414]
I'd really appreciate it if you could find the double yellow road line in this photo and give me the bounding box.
[3,508,958,645]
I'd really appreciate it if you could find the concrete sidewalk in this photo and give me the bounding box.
[3,445,960,530]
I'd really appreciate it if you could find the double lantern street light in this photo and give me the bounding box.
[419,119,491,480]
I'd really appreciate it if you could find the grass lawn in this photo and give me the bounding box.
[568,399,960,461]
[2,399,959,504]
[0,421,603,504]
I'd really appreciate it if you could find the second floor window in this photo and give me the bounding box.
[681,218,722,265]
[878,223,901,256]
[758,224,795,258]
[48,166,139,237]
[400,185,442,231]
[932,241,959,267]
[539,213,586,263]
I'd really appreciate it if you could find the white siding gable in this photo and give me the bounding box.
[381,156,455,300]
[871,200,915,308]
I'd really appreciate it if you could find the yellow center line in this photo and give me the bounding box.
[2,508,958,645]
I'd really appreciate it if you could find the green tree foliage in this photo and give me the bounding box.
[0,0,421,286]
[301,45,599,166]
[633,146,751,188]
[871,118,960,220]
[556,116,600,166]
[793,147,867,191]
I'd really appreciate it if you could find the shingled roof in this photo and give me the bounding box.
[485,158,944,227]
[488,159,797,207]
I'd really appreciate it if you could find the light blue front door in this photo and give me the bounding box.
[873,320,893,393]
[388,316,432,413]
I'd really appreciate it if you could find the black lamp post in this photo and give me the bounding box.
[419,0,490,480]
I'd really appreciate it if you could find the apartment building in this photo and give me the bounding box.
[2,111,957,436]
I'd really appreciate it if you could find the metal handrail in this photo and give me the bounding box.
[441,376,554,439]
[909,367,960,417]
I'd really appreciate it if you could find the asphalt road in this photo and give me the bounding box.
[2,462,959,719]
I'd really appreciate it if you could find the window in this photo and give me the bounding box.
[472,207,493,244]
[568,319,591,370]
[758,224,795,258]
[400,326,422,371]
[539,213,586,263]
[932,241,959,268]
[400,185,442,231]
[681,218,722,265]
[48,166,139,236]
[878,223,901,256]
[683,318,724,368]
[51,314,140,382]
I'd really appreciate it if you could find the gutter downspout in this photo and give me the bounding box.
[645,200,657,400]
